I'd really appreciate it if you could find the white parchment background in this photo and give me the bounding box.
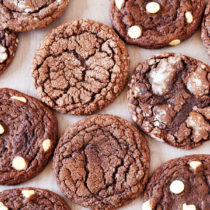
[0,0,209,209]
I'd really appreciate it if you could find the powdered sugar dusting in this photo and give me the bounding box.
[186,111,210,142]
[149,56,181,95]
[154,108,167,123]
[186,68,209,97]
[153,105,172,126]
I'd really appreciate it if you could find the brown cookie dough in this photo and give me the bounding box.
[201,1,210,56]
[128,53,210,150]
[53,114,150,209]
[143,155,210,210]
[0,187,70,209]
[33,19,129,115]
[0,28,18,75]
[0,0,70,31]
[110,0,205,48]
[0,88,58,185]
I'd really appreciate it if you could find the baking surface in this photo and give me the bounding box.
[0,0,209,209]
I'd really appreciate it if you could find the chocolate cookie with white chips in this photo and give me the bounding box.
[142,155,210,210]
[0,187,70,209]
[110,0,205,48]
[0,28,18,75]
[0,88,58,185]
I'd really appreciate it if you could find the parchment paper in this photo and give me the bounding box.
[0,0,209,209]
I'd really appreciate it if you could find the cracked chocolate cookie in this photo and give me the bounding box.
[110,0,205,48]
[0,0,70,32]
[128,53,210,150]
[142,155,210,210]
[0,28,18,75]
[201,1,210,56]
[33,19,129,115]
[0,88,58,185]
[53,114,150,209]
[0,187,70,209]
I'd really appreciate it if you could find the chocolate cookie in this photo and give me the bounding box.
[53,114,150,209]
[142,155,210,210]
[33,19,129,115]
[0,0,70,32]
[128,53,210,150]
[201,1,210,56]
[0,28,18,75]
[0,187,70,209]
[0,88,58,185]
[110,0,205,48]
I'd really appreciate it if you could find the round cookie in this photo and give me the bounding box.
[201,1,210,56]
[0,0,70,31]
[110,0,205,48]
[53,114,150,209]
[128,53,210,150]
[0,28,18,75]
[143,155,210,210]
[33,19,129,115]
[0,88,58,185]
[0,187,70,209]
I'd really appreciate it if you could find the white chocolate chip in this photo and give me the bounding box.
[170,180,184,194]
[0,45,6,53]
[132,115,137,122]
[201,64,206,69]
[12,156,27,171]
[185,11,193,24]
[42,139,52,152]
[183,203,196,210]
[142,200,152,210]
[146,2,160,14]
[0,45,8,63]
[0,202,8,210]
[150,134,164,142]
[10,96,27,103]
[128,25,142,39]
[115,0,124,10]
[169,39,181,46]
[0,124,4,135]
[22,190,35,198]
[189,161,202,170]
